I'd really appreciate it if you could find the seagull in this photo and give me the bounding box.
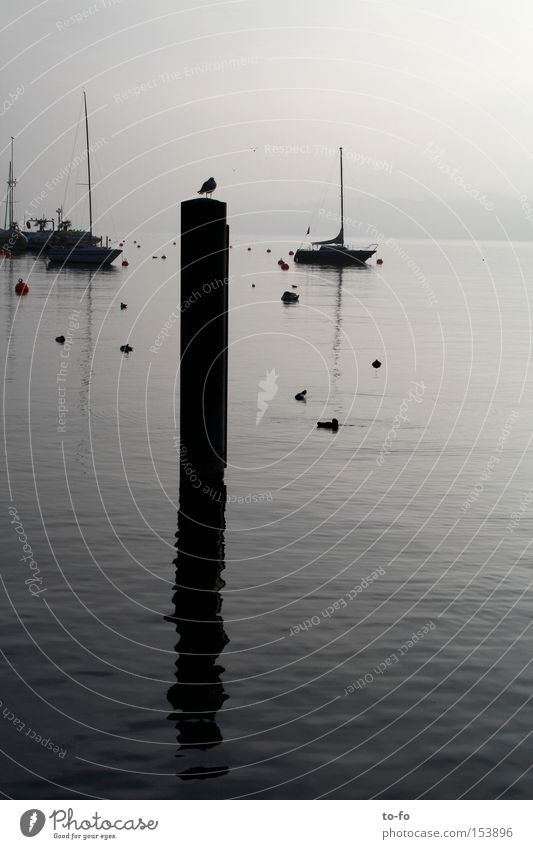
[197,177,216,198]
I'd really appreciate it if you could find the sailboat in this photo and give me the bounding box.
[0,137,28,254]
[294,147,377,266]
[46,92,121,266]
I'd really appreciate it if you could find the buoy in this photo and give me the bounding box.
[121,260,129,267]
[173,241,176,245]
[161,255,166,259]
[252,283,255,287]
[55,335,65,344]
[281,262,289,270]
[376,258,383,265]
[15,278,29,295]
[2,249,12,258]
[119,242,124,247]
[137,245,141,248]
[289,250,294,256]
[247,247,252,251]
[278,259,284,265]
[133,240,137,244]
[372,359,382,369]
[266,248,271,253]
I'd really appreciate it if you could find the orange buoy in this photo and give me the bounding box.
[15,278,29,295]
[376,258,383,265]
[122,260,129,267]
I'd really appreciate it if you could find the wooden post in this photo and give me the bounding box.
[180,198,229,475]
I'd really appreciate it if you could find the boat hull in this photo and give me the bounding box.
[27,230,100,252]
[0,228,28,254]
[294,246,376,266]
[46,247,122,266]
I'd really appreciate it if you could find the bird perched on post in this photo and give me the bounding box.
[197,177,217,198]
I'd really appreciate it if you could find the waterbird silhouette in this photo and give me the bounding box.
[120,344,133,353]
[295,390,307,401]
[120,302,127,310]
[197,177,216,198]
[317,417,339,431]
[55,335,65,344]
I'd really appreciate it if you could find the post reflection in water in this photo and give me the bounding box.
[166,474,229,781]
[331,267,344,385]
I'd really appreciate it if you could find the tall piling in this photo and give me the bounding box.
[180,198,229,475]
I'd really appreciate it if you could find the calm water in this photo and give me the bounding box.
[2,236,533,799]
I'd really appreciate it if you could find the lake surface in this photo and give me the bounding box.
[2,236,533,799]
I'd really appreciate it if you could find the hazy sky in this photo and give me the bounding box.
[3,0,533,238]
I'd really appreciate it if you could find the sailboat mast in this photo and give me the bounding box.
[4,160,9,229]
[10,137,14,227]
[339,146,344,245]
[83,91,93,238]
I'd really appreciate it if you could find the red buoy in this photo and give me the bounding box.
[119,242,124,247]
[376,258,383,265]
[2,248,12,258]
[161,255,166,259]
[122,260,129,267]
[288,250,294,256]
[15,278,29,295]
[281,262,290,271]
[278,259,284,266]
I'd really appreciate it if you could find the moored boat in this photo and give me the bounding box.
[294,147,377,267]
[25,210,100,252]
[45,92,121,267]
[0,137,28,254]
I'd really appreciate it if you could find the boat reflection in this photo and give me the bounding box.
[166,474,229,780]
